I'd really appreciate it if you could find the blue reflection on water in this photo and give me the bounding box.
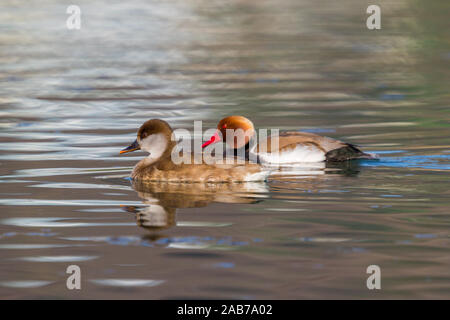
[214,262,235,269]
[414,234,437,239]
[360,154,450,170]
[380,94,405,100]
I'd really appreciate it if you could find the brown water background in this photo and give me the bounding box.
[0,0,449,299]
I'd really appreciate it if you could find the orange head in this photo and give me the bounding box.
[202,116,255,149]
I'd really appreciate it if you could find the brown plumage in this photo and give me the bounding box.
[120,119,269,182]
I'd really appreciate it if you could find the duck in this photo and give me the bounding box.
[202,115,377,164]
[119,119,270,182]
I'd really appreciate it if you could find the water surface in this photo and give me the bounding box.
[0,0,449,299]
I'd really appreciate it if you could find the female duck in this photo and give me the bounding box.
[120,119,269,182]
[202,116,376,164]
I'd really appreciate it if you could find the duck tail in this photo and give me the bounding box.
[357,152,379,160]
[326,144,378,162]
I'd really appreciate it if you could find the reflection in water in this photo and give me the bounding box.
[122,162,362,235]
[122,179,269,232]
[268,160,364,178]
[16,255,98,262]
[90,279,165,288]
[0,281,54,288]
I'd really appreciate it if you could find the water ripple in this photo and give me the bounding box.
[90,279,164,288]
[0,281,54,288]
[16,255,98,262]
[1,217,135,228]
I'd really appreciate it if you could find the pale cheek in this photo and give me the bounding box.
[140,139,152,152]
[139,134,168,159]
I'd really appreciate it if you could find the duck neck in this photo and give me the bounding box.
[225,135,255,160]
[132,140,177,178]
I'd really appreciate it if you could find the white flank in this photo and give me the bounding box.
[255,144,326,164]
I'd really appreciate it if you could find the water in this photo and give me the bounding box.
[0,0,449,299]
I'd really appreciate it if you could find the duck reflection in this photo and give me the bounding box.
[121,160,363,232]
[121,180,269,232]
[266,159,363,179]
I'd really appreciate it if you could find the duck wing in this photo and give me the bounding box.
[257,131,375,161]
